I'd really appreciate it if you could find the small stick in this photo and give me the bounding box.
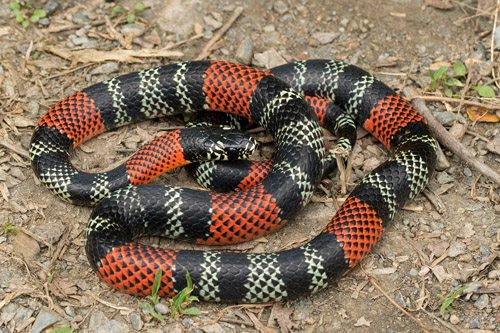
[407,90,500,186]
[409,95,500,110]
[361,267,431,332]
[195,7,244,60]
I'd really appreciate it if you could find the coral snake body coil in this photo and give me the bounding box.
[30,60,437,303]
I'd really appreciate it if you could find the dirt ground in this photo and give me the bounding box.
[1,0,500,332]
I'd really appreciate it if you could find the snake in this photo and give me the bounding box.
[30,60,437,303]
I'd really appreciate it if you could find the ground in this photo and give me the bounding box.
[1,0,500,332]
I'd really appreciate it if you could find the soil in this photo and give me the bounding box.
[1,0,500,332]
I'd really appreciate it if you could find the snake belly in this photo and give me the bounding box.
[30,60,437,303]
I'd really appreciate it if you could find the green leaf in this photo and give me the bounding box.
[444,89,453,98]
[10,2,20,11]
[29,15,39,23]
[135,3,145,11]
[182,307,201,316]
[22,19,29,27]
[146,268,162,305]
[52,327,74,333]
[473,85,495,98]
[453,62,466,77]
[15,13,24,22]
[127,14,136,23]
[434,66,448,80]
[3,222,19,233]
[445,77,463,87]
[140,303,164,322]
[111,5,123,18]
[33,9,46,18]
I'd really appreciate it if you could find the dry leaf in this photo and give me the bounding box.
[467,106,500,122]
[371,267,397,275]
[42,45,183,64]
[267,303,297,333]
[429,61,452,71]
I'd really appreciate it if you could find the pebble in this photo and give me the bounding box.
[14,306,34,325]
[32,307,67,333]
[436,171,454,184]
[311,32,339,45]
[463,167,472,177]
[88,310,129,333]
[273,1,289,14]
[448,241,465,257]
[253,49,286,69]
[158,0,203,38]
[235,38,254,65]
[474,294,490,310]
[43,1,59,15]
[72,12,90,24]
[120,23,146,38]
[432,111,456,125]
[182,317,194,327]
[129,312,143,331]
[449,314,460,325]
[469,317,480,329]
[90,62,120,75]
[28,100,40,115]
[34,222,65,245]
[409,268,418,276]
[1,303,19,323]
[154,303,169,315]
[64,306,75,318]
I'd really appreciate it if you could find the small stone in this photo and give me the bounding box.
[154,303,169,315]
[68,34,90,46]
[474,294,489,310]
[479,245,490,257]
[34,222,65,245]
[460,223,475,238]
[120,23,146,38]
[72,12,90,24]
[1,303,19,323]
[203,15,222,30]
[32,307,67,333]
[449,314,460,324]
[311,32,339,45]
[38,18,50,26]
[489,270,500,279]
[469,317,480,329]
[253,49,286,69]
[436,171,454,184]
[463,167,472,177]
[89,311,128,333]
[129,312,143,331]
[432,111,456,125]
[90,63,120,75]
[273,1,289,14]
[28,101,40,115]
[14,306,34,325]
[340,18,349,26]
[427,241,449,257]
[235,38,254,65]
[494,25,500,50]
[43,1,59,15]
[64,306,75,318]
[409,268,418,276]
[182,317,194,327]
[448,241,465,257]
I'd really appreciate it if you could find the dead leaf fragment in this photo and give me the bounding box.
[427,0,453,9]
[467,106,500,122]
[13,231,40,261]
[485,134,500,155]
[268,303,297,332]
[354,316,371,327]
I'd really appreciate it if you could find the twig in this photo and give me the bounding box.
[361,267,431,332]
[407,90,500,186]
[195,7,244,60]
[491,0,500,90]
[422,309,459,333]
[409,95,500,110]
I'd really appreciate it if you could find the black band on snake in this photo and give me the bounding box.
[30,60,437,303]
